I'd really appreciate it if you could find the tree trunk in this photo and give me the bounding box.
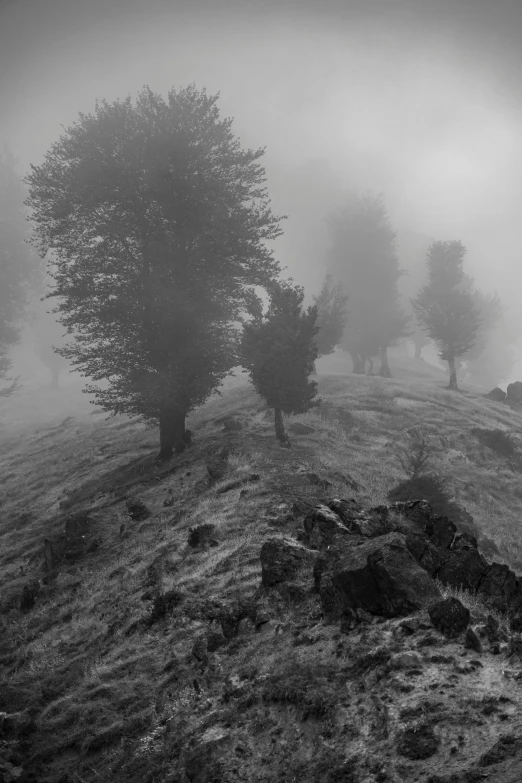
[311,361,318,377]
[274,407,289,445]
[379,346,392,377]
[413,340,423,360]
[366,357,374,375]
[447,356,458,390]
[350,352,365,374]
[157,407,187,460]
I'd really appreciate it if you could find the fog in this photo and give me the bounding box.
[2,0,522,389]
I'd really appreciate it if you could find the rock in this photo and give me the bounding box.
[487,387,507,402]
[327,532,442,618]
[327,499,395,538]
[237,617,255,636]
[288,422,315,435]
[390,651,423,669]
[185,726,231,783]
[507,381,522,404]
[306,472,332,490]
[451,532,478,551]
[507,635,522,661]
[428,597,470,638]
[303,504,351,548]
[19,581,40,614]
[399,617,421,634]
[206,631,228,653]
[435,549,488,592]
[478,535,501,561]
[405,534,445,577]
[223,417,242,431]
[125,498,151,522]
[396,722,440,760]
[260,537,316,588]
[464,627,482,653]
[188,524,217,548]
[191,636,208,665]
[477,563,518,613]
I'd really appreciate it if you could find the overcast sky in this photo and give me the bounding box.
[2,0,522,316]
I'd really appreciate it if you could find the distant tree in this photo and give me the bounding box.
[312,273,348,358]
[326,192,409,376]
[25,85,283,458]
[396,230,434,360]
[240,280,319,444]
[412,240,481,390]
[0,146,40,396]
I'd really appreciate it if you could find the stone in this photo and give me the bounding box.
[260,537,316,588]
[507,635,522,661]
[435,549,488,592]
[405,534,445,577]
[487,387,507,402]
[303,504,351,548]
[327,499,395,538]
[185,726,231,783]
[396,723,440,760]
[390,651,423,670]
[306,472,332,490]
[328,532,442,618]
[464,627,482,653]
[451,532,478,551]
[507,381,522,404]
[428,597,470,638]
[188,524,217,548]
[477,563,518,613]
[125,499,150,522]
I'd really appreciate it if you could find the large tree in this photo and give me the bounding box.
[326,192,409,376]
[25,85,283,457]
[0,146,40,396]
[412,240,481,390]
[240,280,319,444]
[312,273,348,358]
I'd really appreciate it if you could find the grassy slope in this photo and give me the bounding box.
[2,359,522,781]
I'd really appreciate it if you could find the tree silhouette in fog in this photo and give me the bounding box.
[240,280,319,445]
[312,273,348,359]
[0,146,40,396]
[326,192,409,376]
[412,240,481,390]
[25,85,284,457]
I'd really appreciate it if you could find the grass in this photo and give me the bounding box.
[2,356,522,780]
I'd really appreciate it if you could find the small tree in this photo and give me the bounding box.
[412,240,481,390]
[312,273,348,358]
[240,280,320,444]
[25,85,283,458]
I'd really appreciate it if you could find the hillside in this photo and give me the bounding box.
[2,361,522,782]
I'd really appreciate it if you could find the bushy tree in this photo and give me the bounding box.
[240,280,319,444]
[326,192,409,376]
[312,273,348,358]
[25,85,284,458]
[0,146,40,396]
[412,240,481,390]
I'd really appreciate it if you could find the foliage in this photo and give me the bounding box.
[25,85,284,456]
[326,192,409,374]
[240,280,320,442]
[398,429,434,479]
[312,273,348,357]
[0,146,41,393]
[412,240,481,388]
[388,472,468,526]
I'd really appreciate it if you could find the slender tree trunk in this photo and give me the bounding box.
[366,357,374,375]
[413,340,423,360]
[349,352,365,374]
[379,346,392,377]
[157,407,187,460]
[447,355,458,390]
[274,407,289,445]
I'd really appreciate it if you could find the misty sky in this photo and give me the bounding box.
[2,0,522,313]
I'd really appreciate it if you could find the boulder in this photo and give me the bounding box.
[260,537,316,588]
[326,499,395,538]
[435,548,489,592]
[487,387,507,402]
[507,381,522,404]
[476,563,519,613]
[326,532,442,618]
[303,504,352,548]
[396,722,440,760]
[464,626,482,653]
[405,534,445,577]
[428,597,470,638]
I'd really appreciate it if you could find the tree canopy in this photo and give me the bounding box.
[412,240,481,390]
[240,280,319,444]
[312,273,348,358]
[25,85,284,456]
[326,192,408,375]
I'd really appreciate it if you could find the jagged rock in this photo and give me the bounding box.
[326,499,394,538]
[125,498,150,522]
[451,532,478,551]
[507,381,522,404]
[306,472,332,490]
[260,537,316,589]
[399,617,421,634]
[390,651,423,669]
[464,626,482,653]
[405,534,445,577]
[397,722,440,760]
[428,597,470,638]
[478,535,501,561]
[324,532,442,619]
[476,563,519,613]
[303,504,351,548]
[288,422,315,435]
[185,726,231,783]
[222,417,242,431]
[487,387,507,401]
[435,549,488,592]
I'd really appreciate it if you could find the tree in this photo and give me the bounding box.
[0,146,40,396]
[396,229,434,360]
[240,280,320,444]
[25,85,283,457]
[326,192,409,376]
[412,240,481,390]
[312,273,348,358]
